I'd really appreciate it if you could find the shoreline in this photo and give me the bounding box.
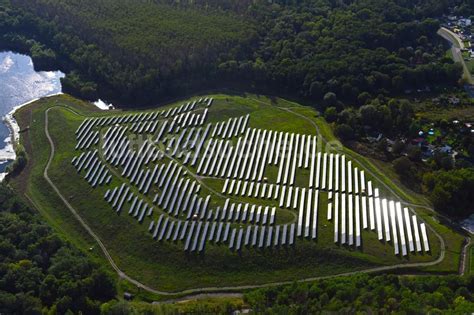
[0,92,64,181]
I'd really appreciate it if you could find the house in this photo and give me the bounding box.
[459,18,472,27]
[448,96,460,105]
[439,145,453,154]
[366,133,383,143]
[411,137,427,147]
[448,15,457,22]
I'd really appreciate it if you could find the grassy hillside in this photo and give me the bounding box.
[9,93,465,294]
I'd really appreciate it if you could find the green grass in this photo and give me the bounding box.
[10,93,465,295]
[416,105,474,121]
[466,59,474,74]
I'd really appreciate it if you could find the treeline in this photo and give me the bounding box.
[423,168,474,217]
[452,0,474,16]
[0,0,464,107]
[323,97,417,141]
[244,274,474,313]
[219,0,462,103]
[320,93,474,218]
[1,0,256,105]
[0,184,116,313]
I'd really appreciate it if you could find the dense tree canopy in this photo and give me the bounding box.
[423,168,474,217]
[244,274,474,314]
[0,0,464,107]
[0,184,116,313]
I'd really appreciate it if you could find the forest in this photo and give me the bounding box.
[0,184,116,313]
[244,274,474,314]
[0,0,465,107]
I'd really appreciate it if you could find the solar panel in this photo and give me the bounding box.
[215,222,224,243]
[396,202,407,256]
[228,228,237,250]
[191,222,202,252]
[289,223,295,245]
[326,153,333,191]
[375,196,383,240]
[283,133,294,185]
[410,215,422,252]
[270,207,276,225]
[208,222,217,241]
[321,153,327,189]
[334,193,339,243]
[258,226,266,248]
[312,190,318,239]
[382,198,391,242]
[272,131,282,166]
[276,132,288,184]
[274,225,280,246]
[183,219,195,247]
[289,134,298,185]
[348,194,354,245]
[222,223,230,242]
[314,151,322,189]
[244,226,251,246]
[281,224,287,245]
[172,221,182,241]
[327,191,333,221]
[158,218,169,240]
[389,200,399,255]
[252,226,258,247]
[404,208,414,252]
[341,155,346,192]
[266,227,273,248]
[198,222,209,252]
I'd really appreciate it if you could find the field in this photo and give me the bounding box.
[10,93,466,297]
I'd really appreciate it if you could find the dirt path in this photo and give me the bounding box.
[41,104,457,298]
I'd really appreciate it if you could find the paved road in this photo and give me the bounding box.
[459,237,472,275]
[40,104,466,298]
[438,27,474,84]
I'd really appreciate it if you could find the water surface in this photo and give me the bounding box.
[0,51,64,172]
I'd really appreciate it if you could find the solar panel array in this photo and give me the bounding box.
[71,96,430,256]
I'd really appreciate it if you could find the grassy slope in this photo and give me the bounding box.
[10,93,464,295]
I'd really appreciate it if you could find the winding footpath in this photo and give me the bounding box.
[41,104,466,299]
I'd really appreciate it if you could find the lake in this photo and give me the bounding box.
[0,51,64,175]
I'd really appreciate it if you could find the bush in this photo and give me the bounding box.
[6,144,27,178]
[324,107,338,123]
[393,156,416,179]
[335,124,354,141]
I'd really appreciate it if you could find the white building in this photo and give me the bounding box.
[459,18,472,27]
